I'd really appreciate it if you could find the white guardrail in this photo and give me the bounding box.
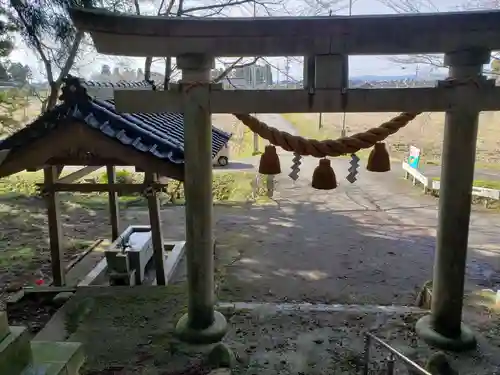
[402,161,500,201]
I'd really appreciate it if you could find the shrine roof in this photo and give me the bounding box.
[0,76,232,166]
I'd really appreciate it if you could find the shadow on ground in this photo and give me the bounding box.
[199,199,500,307]
[208,200,433,305]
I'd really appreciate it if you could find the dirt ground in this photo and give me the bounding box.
[46,285,500,374]
[1,139,500,373]
[222,307,500,375]
[63,286,192,375]
[0,193,187,304]
[283,112,500,165]
[2,157,500,311]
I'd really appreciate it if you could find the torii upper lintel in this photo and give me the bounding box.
[69,7,500,57]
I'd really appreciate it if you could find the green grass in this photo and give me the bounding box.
[0,168,274,290]
[230,126,263,159]
[475,162,500,171]
[284,113,500,170]
[422,159,500,171]
[282,114,393,161]
[0,168,271,209]
[281,113,326,139]
[473,180,500,189]
[0,169,270,259]
[432,177,500,190]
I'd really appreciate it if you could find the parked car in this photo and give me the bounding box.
[213,143,230,167]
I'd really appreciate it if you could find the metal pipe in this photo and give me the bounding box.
[386,353,395,375]
[365,333,431,375]
[64,239,104,274]
[363,333,371,375]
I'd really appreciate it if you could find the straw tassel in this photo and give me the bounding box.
[258,145,281,175]
[311,158,337,190]
[366,142,391,172]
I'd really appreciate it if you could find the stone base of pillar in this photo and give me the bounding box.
[415,315,476,352]
[175,310,228,345]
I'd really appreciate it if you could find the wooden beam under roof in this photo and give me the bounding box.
[36,182,168,194]
[69,8,500,56]
[0,122,184,181]
[57,166,102,183]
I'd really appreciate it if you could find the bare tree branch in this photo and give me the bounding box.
[387,54,444,68]
[379,0,439,13]
[377,0,443,69]
[179,0,261,14]
[213,57,261,82]
[261,57,300,83]
[135,0,351,86]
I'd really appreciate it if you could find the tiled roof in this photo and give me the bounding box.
[0,76,232,166]
[80,79,153,89]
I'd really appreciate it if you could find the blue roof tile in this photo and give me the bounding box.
[0,76,232,166]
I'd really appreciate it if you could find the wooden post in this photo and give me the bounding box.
[145,172,166,285]
[253,132,259,154]
[106,165,120,241]
[314,54,348,90]
[174,53,227,344]
[44,166,65,286]
[315,54,347,136]
[415,48,491,351]
[303,55,315,92]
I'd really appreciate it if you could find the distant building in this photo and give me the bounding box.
[222,63,273,89]
[0,80,21,91]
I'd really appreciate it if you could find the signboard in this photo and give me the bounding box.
[408,146,421,169]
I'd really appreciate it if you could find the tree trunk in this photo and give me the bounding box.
[163,57,172,88]
[144,56,153,81]
[45,81,60,112]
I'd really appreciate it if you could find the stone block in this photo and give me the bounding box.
[0,326,32,375]
[127,236,154,285]
[0,311,10,341]
[109,269,136,286]
[105,251,130,274]
[207,343,236,368]
[52,292,75,307]
[30,341,85,375]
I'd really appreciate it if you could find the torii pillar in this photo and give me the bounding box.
[174,53,228,344]
[415,48,491,351]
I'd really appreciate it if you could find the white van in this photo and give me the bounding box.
[213,143,230,167]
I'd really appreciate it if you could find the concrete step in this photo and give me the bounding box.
[0,325,33,375]
[0,310,85,375]
[23,341,85,375]
[0,311,10,341]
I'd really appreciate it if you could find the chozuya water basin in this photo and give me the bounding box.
[105,225,154,286]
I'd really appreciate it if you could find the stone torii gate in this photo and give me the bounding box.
[70,8,500,349]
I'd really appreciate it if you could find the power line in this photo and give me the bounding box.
[260,57,300,84]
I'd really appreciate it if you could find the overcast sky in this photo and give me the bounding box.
[9,0,486,81]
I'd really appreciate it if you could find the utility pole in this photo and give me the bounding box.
[285,57,290,88]
[252,0,259,155]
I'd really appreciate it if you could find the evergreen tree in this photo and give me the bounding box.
[7,0,128,110]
